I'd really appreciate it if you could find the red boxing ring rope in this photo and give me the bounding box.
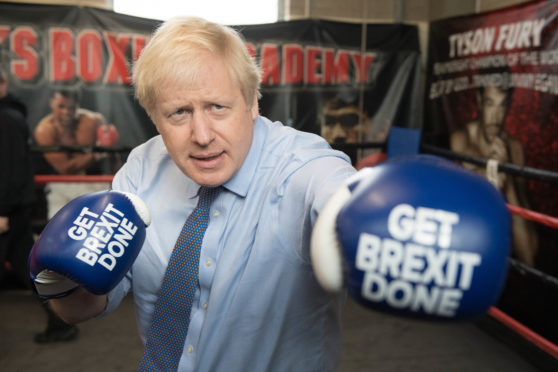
[487,307,558,359]
[492,203,558,359]
[34,174,114,184]
[507,203,558,230]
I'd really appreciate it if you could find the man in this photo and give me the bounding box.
[0,65,35,289]
[319,90,389,169]
[450,83,538,266]
[46,17,355,371]
[34,89,110,219]
[320,93,369,145]
[320,91,371,163]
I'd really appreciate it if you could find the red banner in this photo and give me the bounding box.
[425,0,558,346]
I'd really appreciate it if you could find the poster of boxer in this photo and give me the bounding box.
[424,0,558,346]
[0,3,420,166]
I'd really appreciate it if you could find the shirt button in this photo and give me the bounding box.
[187,345,194,353]
[205,258,212,267]
[203,302,208,310]
[213,210,220,217]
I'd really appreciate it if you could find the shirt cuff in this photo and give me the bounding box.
[97,276,131,318]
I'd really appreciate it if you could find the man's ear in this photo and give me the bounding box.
[152,119,161,134]
[250,94,259,120]
[147,111,161,133]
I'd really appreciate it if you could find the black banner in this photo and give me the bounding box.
[0,3,158,148]
[0,2,420,166]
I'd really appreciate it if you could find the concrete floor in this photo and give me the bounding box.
[0,289,548,372]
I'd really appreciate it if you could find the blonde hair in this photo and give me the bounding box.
[133,17,261,115]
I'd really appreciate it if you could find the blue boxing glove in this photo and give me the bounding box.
[311,155,511,321]
[29,190,151,299]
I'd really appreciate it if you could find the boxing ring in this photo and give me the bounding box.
[32,142,558,367]
[333,139,558,366]
[35,175,114,184]
[421,143,558,363]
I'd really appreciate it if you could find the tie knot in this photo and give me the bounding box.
[198,186,219,207]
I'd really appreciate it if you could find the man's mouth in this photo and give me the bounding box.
[192,152,223,161]
[191,152,225,168]
[485,125,500,133]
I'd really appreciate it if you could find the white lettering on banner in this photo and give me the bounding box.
[68,203,139,271]
[355,204,482,317]
[449,27,496,58]
[448,19,545,58]
[494,19,545,52]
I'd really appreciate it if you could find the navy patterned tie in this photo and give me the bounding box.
[139,186,219,371]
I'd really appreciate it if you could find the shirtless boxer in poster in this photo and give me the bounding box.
[34,88,112,219]
[450,84,538,267]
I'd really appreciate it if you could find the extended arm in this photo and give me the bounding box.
[49,288,108,324]
[504,140,538,266]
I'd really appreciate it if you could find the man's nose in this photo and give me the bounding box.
[330,122,347,140]
[191,112,214,145]
[488,107,505,123]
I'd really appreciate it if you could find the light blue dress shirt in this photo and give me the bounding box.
[103,116,356,371]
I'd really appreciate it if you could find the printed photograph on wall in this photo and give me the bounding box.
[424,0,558,344]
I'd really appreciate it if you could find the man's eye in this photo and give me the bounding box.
[212,104,225,111]
[170,108,188,119]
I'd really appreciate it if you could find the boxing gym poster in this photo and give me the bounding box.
[0,2,420,166]
[425,0,558,345]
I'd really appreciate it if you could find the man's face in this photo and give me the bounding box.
[50,93,77,127]
[150,56,258,187]
[320,104,365,144]
[479,86,509,141]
